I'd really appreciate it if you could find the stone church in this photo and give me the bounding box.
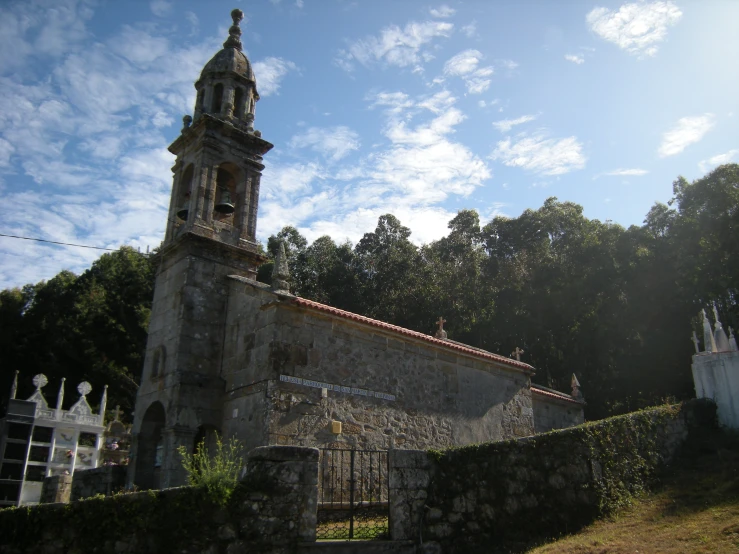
[127,10,584,491]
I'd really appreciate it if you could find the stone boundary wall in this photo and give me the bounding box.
[389,400,716,553]
[0,446,318,554]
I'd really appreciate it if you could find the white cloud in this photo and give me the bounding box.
[252,57,297,96]
[498,59,519,70]
[564,54,584,64]
[289,126,361,161]
[698,149,739,174]
[0,138,15,167]
[259,91,492,248]
[442,50,495,94]
[369,91,414,115]
[658,114,715,157]
[491,132,586,175]
[587,1,682,57]
[336,20,453,72]
[493,114,538,133]
[461,22,477,38]
[185,12,199,35]
[430,5,456,18]
[602,168,649,176]
[296,0,304,8]
[149,0,172,17]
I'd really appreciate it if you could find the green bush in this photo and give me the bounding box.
[177,434,245,504]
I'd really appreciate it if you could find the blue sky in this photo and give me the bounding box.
[0,0,737,289]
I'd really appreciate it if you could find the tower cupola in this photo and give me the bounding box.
[194,9,259,127]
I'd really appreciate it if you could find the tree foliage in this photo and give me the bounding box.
[0,247,155,418]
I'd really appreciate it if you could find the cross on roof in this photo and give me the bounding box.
[510,347,524,361]
[436,316,446,333]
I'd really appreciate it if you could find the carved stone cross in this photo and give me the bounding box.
[436,316,446,333]
[434,316,448,339]
[511,347,524,361]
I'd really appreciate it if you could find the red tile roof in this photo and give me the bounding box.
[531,385,584,405]
[289,296,535,374]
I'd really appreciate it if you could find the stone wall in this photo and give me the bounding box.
[0,446,318,554]
[68,465,127,501]
[692,350,739,428]
[388,401,714,553]
[531,387,585,433]
[39,475,72,504]
[222,278,536,453]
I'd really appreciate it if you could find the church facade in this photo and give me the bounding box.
[127,10,584,491]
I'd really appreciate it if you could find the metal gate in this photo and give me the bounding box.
[316,449,389,540]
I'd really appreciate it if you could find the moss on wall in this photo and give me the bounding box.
[423,400,717,553]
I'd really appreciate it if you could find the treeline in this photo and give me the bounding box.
[1,165,736,420]
[0,248,156,418]
[256,165,738,419]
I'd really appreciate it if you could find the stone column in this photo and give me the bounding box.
[223,85,235,118]
[236,446,319,549]
[239,174,252,241]
[160,426,198,488]
[389,449,432,542]
[247,173,260,239]
[204,163,219,226]
[194,162,210,223]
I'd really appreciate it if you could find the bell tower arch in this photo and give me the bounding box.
[129,9,273,490]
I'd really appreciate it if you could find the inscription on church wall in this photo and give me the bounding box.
[279,374,396,401]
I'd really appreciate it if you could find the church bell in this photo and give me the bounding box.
[215,189,235,214]
[176,199,190,221]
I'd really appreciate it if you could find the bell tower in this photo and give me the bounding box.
[128,9,272,490]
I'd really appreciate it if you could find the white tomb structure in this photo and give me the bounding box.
[691,305,739,429]
[0,373,106,506]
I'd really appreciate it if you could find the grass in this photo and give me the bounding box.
[527,429,739,554]
[316,512,389,540]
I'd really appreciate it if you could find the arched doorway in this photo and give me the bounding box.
[134,401,166,490]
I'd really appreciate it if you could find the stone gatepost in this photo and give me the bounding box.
[236,446,319,551]
[389,449,432,542]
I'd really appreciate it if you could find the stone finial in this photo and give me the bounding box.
[712,302,731,352]
[510,347,524,361]
[271,241,291,294]
[9,370,18,400]
[434,316,447,339]
[223,9,244,51]
[56,377,65,410]
[100,385,109,422]
[571,373,583,400]
[702,309,717,353]
[729,327,738,352]
[182,114,192,131]
[691,331,700,354]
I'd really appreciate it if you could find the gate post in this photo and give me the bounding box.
[388,449,432,541]
[239,446,319,547]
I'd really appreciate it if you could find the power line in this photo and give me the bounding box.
[0,233,147,253]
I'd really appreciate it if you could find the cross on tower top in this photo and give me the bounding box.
[434,316,448,340]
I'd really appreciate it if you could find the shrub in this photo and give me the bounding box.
[177,434,245,504]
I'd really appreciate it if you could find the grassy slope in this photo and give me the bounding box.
[527,429,739,554]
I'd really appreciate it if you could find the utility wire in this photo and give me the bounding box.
[0,233,149,254]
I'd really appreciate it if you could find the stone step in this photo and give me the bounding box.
[297,540,417,554]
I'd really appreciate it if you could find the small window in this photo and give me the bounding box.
[25,466,46,482]
[1,463,23,481]
[28,446,50,463]
[32,426,53,443]
[151,346,166,378]
[7,423,30,440]
[3,443,26,461]
[79,432,97,447]
[234,87,244,118]
[212,83,224,114]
